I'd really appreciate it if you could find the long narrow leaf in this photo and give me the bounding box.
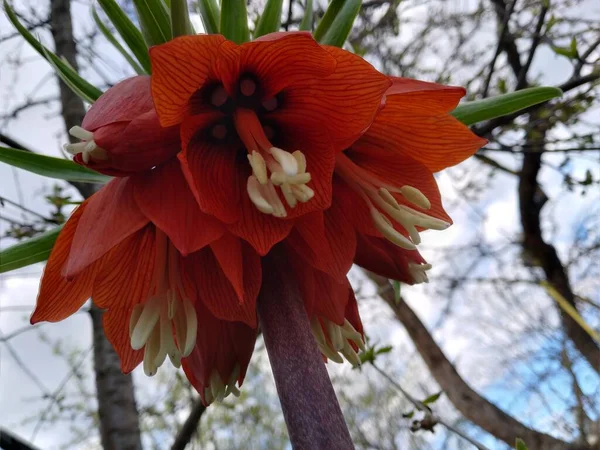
[4,0,102,102]
[0,147,111,184]
[97,0,153,73]
[92,6,147,74]
[313,0,344,41]
[299,0,313,31]
[452,87,563,126]
[133,0,172,46]
[197,0,220,34]
[220,0,250,43]
[171,0,193,37]
[254,0,284,38]
[319,0,361,47]
[0,226,62,274]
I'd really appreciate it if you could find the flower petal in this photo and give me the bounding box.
[354,234,426,283]
[182,300,256,404]
[346,144,452,224]
[31,202,98,324]
[150,35,228,126]
[239,32,336,99]
[64,177,149,278]
[186,240,261,327]
[364,87,487,172]
[273,46,391,149]
[179,116,242,224]
[82,76,154,131]
[94,110,181,173]
[386,77,466,105]
[92,226,156,373]
[133,159,224,255]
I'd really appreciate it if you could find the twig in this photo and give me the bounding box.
[170,399,206,450]
[482,0,519,97]
[371,363,492,450]
[516,4,548,90]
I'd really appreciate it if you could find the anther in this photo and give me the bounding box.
[247,151,268,185]
[400,185,431,209]
[270,147,298,176]
[409,263,433,284]
[371,209,416,250]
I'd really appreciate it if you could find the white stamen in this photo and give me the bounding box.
[409,263,433,284]
[292,151,306,174]
[371,209,416,250]
[400,185,431,209]
[69,126,94,140]
[311,317,365,366]
[247,176,275,214]
[247,151,268,185]
[130,295,162,350]
[270,147,299,176]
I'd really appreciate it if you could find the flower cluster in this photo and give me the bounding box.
[33,32,485,405]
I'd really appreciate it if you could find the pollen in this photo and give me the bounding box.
[311,317,365,367]
[128,231,197,377]
[64,126,108,164]
[335,153,450,250]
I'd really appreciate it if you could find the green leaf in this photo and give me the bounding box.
[4,0,103,103]
[170,0,193,37]
[402,411,415,419]
[422,392,442,405]
[392,280,401,303]
[220,0,250,43]
[254,0,284,38]
[0,147,111,184]
[319,0,361,47]
[133,0,172,46]
[299,0,313,31]
[313,0,344,41]
[92,7,147,74]
[452,87,563,126]
[97,0,153,73]
[515,438,529,450]
[0,226,62,274]
[375,345,393,356]
[197,0,220,34]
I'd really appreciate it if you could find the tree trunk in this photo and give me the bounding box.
[49,1,143,449]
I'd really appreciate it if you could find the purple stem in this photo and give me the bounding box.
[257,250,354,450]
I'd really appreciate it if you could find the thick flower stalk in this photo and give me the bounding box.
[31,32,486,408]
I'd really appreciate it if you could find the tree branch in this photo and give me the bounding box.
[170,399,206,450]
[367,273,590,450]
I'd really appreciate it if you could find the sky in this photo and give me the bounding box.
[1,0,599,449]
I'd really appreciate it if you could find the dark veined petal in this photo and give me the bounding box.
[366,80,487,172]
[93,226,156,373]
[273,46,391,149]
[150,35,227,126]
[64,177,149,278]
[133,159,224,255]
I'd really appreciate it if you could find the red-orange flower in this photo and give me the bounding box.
[32,33,486,405]
[149,32,391,254]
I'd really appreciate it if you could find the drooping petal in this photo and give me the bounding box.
[346,143,451,224]
[236,32,337,99]
[64,177,149,278]
[150,35,228,126]
[386,77,466,107]
[354,234,426,283]
[93,110,181,173]
[133,159,224,255]
[186,239,261,327]
[179,115,242,224]
[344,290,364,337]
[182,300,256,405]
[364,87,487,172]
[272,46,391,149]
[331,176,379,237]
[31,202,99,324]
[287,205,355,282]
[92,226,156,373]
[209,234,244,300]
[82,76,154,131]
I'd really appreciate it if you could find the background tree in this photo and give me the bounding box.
[0,0,598,449]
